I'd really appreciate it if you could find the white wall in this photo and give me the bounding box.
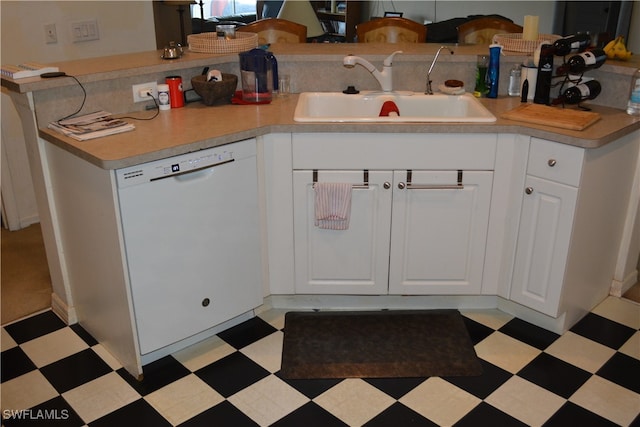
[1,1,157,230]
[1,1,156,63]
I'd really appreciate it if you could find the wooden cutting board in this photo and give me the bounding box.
[501,103,601,131]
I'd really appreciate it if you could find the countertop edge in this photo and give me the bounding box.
[38,96,640,170]
[39,122,640,171]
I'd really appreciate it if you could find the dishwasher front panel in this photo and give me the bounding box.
[117,139,262,355]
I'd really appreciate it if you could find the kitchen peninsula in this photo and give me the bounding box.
[3,43,639,377]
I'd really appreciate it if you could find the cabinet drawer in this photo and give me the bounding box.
[527,138,584,186]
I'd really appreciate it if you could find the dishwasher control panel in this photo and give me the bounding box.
[116,147,236,188]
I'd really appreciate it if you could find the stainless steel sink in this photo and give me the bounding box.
[293,92,497,123]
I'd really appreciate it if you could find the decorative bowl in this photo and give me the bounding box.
[191,73,238,106]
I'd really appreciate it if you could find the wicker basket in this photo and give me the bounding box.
[493,33,562,54]
[187,32,258,54]
[191,74,238,106]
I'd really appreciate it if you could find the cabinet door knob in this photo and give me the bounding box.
[397,182,406,190]
[202,298,210,307]
[383,182,391,189]
[548,159,557,167]
[525,187,534,194]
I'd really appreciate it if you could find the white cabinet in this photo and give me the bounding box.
[510,139,582,316]
[290,132,497,296]
[508,134,640,329]
[293,170,392,294]
[510,175,578,315]
[389,170,493,295]
[293,168,493,295]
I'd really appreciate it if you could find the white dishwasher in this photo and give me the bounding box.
[116,138,262,355]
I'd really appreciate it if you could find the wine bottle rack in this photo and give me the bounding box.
[551,50,604,111]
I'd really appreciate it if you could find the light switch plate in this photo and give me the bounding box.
[71,20,99,42]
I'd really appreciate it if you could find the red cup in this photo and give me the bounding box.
[166,76,184,108]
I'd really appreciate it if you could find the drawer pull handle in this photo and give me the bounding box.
[548,159,557,167]
[525,187,534,195]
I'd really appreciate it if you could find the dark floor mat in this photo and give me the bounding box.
[281,309,483,379]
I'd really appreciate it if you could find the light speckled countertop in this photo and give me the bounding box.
[3,43,636,169]
[38,94,640,170]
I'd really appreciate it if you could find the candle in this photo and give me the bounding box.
[523,15,539,41]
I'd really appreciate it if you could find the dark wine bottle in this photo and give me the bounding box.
[552,34,591,56]
[566,49,606,73]
[554,80,602,104]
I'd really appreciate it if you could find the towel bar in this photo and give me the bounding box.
[313,169,369,188]
[403,170,464,190]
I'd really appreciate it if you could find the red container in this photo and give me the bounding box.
[166,76,184,108]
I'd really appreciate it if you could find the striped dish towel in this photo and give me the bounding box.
[314,182,352,230]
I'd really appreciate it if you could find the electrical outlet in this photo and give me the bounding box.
[132,82,158,103]
[44,23,57,44]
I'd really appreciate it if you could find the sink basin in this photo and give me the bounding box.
[294,91,497,123]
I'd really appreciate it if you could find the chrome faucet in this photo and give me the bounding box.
[343,51,403,92]
[426,46,454,95]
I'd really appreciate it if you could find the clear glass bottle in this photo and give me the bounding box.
[627,68,640,116]
[473,55,489,98]
[508,64,521,96]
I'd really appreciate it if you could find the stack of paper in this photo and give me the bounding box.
[48,110,135,141]
[1,62,59,79]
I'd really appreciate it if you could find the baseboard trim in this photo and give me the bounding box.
[610,269,639,297]
[266,294,499,311]
[51,292,77,325]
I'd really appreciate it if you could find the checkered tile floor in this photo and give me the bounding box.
[2,296,639,426]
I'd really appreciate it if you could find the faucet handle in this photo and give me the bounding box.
[383,50,403,67]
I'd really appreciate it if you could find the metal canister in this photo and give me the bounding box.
[166,75,184,108]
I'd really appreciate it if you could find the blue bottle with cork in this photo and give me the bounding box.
[486,44,501,98]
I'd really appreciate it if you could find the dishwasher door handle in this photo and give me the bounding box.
[150,159,235,183]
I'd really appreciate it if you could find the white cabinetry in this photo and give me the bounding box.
[291,133,496,295]
[293,170,392,294]
[509,134,639,326]
[511,139,582,316]
[389,170,493,294]
[510,176,578,315]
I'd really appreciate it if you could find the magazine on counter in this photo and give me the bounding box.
[48,110,135,141]
[1,62,59,79]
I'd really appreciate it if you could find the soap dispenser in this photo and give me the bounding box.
[486,44,501,98]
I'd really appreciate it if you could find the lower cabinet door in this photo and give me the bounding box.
[293,170,393,294]
[388,170,493,295]
[510,175,578,316]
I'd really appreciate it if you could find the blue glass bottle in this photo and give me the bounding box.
[486,44,501,98]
